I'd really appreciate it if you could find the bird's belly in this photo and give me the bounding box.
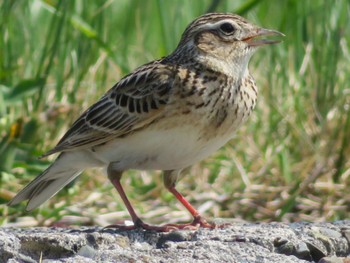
[92,125,235,171]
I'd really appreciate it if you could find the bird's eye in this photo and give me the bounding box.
[219,22,235,35]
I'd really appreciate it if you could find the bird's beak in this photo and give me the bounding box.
[242,28,285,47]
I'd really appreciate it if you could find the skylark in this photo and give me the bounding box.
[8,13,283,231]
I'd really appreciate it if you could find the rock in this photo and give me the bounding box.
[1,221,350,262]
[318,256,350,263]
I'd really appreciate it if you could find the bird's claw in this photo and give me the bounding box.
[105,216,217,232]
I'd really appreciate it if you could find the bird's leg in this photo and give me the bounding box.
[162,170,215,229]
[106,165,178,231]
[106,168,141,230]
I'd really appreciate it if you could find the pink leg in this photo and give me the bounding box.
[166,185,215,229]
[106,168,219,232]
[161,170,216,230]
[109,177,142,229]
[107,173,181,231]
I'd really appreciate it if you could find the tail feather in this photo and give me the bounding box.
[8,167,82,211]
[7,152,94,211]
[27,170,82,211]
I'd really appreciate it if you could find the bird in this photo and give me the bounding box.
[8,13,283,231]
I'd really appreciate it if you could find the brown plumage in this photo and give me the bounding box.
[8,13,283,231]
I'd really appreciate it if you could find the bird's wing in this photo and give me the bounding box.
[42,61,176,157]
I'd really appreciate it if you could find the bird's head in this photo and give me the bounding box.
[172,13,284,76]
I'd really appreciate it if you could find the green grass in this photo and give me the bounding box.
[1,0,349,227]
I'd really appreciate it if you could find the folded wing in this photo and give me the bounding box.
[42,61,176,157]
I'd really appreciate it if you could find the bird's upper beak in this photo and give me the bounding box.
[242,28,285,47]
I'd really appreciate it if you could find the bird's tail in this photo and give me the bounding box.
[8,152,87,211]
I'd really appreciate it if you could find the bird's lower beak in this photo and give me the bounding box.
[242,28,285,47]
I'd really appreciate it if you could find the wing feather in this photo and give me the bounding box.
[42,61,176,157]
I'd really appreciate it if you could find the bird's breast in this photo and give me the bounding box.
[92,74,258,172]
[91,115,237,171]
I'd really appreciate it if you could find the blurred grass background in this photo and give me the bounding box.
[1,0,349,227]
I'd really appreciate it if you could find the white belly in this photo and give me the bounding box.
[91,124,235,171]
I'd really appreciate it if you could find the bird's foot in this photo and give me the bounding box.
[105,216,218,232]
[105,218,178,232]
[161,215,216,231]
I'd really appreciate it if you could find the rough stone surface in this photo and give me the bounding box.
[1,221,350,262]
